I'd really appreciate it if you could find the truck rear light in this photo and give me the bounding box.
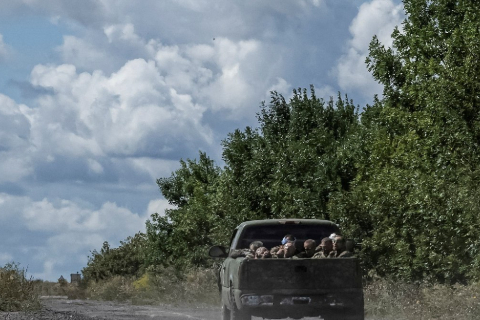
[241,295,274,306]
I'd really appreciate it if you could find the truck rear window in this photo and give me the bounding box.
[236,223,340,250]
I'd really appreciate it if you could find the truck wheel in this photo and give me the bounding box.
[222,304,231,320]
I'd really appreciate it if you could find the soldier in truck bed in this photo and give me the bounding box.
[312,237,333,259]
[328,236,354,258]
[272,241,297,258]
[293,239,317,259]
[255,246,272,259]
[230,240,264,258]
[270,234,297,255]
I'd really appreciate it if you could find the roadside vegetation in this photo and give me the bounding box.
[364,278,480,320]
[0,263,40,312]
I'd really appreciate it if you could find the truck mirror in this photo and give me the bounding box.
[209,245,228,258]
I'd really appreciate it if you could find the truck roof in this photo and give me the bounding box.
[236,219,338,229]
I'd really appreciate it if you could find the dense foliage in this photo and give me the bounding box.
[84,0,480,283]
[82,233,147,282]
[333,0,480,282]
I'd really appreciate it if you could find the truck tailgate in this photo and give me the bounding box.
[240,258,362,291]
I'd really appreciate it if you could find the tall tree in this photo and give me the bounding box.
[218,87,360,226]
[146,152,222,269]
[332,0,480,282]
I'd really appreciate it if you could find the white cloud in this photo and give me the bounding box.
[128,157,180,182]
[266,77,291,97]
[314,85,337,101]
[104,23,142,44]
[0,34,10,61]
[0,192,148,280]
[26,33,289,165]
[146,199,174,217]
[58,35,112,71]
[334,0,404,99]
[22,198,145,234]
[28,58,213,159]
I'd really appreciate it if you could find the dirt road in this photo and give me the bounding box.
[1,298,328,319]
[1,298,220,320]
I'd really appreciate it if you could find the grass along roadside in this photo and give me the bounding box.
[85,266,219,306]
[364,278,480,320]
[4,262,480,319]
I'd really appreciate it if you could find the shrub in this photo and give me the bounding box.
[0,263,40,311]
[86,276,135,302]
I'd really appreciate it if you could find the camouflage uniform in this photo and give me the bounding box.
[271,244,299,256]
[270,245,282,255]
[230,248,255,259]
[271,253,293,259]
[312,251,330,259]
[327,250,355,258]
[271,250,286,258]
[293,251,315,259]
[231,241,263,259]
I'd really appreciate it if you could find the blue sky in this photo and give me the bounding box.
[0,0,403,281]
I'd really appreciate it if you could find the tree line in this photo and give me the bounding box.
[83,0,480,284]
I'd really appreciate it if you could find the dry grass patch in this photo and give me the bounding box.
[84,267,219,306]
[364,278,480,320]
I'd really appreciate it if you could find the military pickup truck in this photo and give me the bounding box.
[209,219,364,320]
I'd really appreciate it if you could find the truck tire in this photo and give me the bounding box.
[230,288,251,320]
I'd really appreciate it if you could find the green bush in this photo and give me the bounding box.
[0,263,40,311]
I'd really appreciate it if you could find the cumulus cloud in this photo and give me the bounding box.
[27,34,290,174]
[23,199,145,233]
[0,192,147,280]
[0,1,328,40]
[28,59,212,161]
[334,0,404,99]
[58,35,114,71]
